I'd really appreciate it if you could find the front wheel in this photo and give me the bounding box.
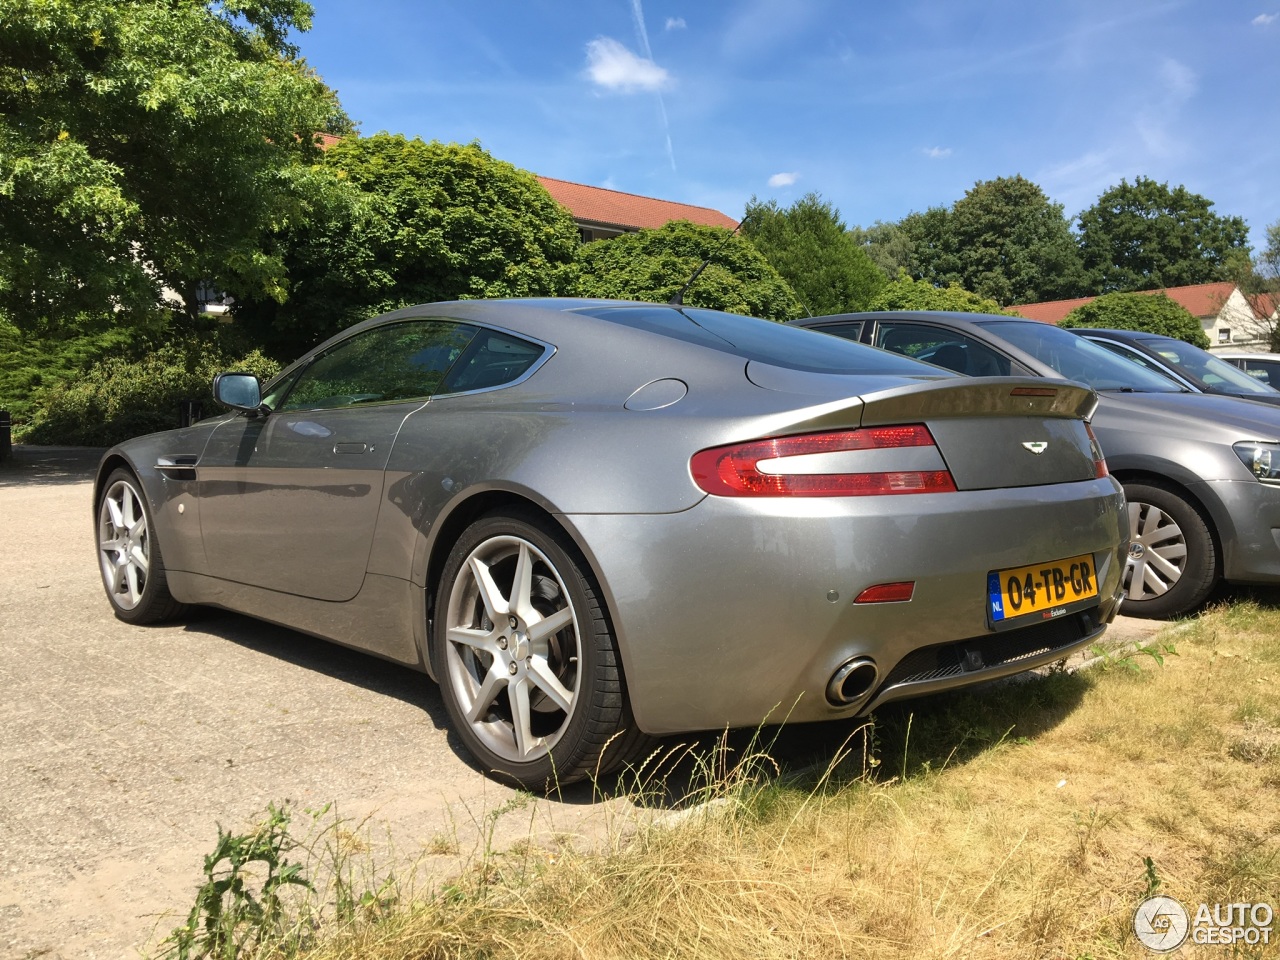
[96,469,187,624]
[1121,481,1217,619]
[432,511,645,789]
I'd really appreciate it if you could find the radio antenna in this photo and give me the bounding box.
[668,216,747,306]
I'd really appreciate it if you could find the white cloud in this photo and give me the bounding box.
[585,37,671,92]
[1160,58,1197,101]
[923,147,952,159]
[768,172,799,187]
[1253,12,1277,25]
[665,17,686,30]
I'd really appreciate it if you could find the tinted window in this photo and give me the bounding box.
[440,328,547,393]
[279,320,476,411]
[805,320,865,341]
[873,322,1012,376]
[573,305,937,376]
[1244,359,1280,387]
[981,321,1184,392]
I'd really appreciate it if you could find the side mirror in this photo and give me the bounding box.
[213,372,263,413]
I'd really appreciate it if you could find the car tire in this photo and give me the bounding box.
[432,510,649,789]
[1121,481,1218,619]
[96,468,188,624]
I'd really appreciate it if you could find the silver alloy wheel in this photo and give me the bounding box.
[442,534,582,763]
[98,478,152,610]
[1123,499,1188,601]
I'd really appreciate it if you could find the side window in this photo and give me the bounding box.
[873,323,1011,377]
[439,329,547,394]
[278,320,477,412]
[1248,362,1279,386]
[807,320,865,342]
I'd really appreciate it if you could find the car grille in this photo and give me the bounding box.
[879,609,1100,688]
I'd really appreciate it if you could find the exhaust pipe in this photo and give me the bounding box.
[826,657,879,707]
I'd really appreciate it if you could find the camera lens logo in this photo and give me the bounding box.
[1134,896,1190,951]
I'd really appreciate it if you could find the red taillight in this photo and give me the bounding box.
[854,581,916,604]
[690,426,957,497]
[1085,423,1109,478]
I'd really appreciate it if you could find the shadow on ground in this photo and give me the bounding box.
[0,445,104,487]
[580,664,1096,810]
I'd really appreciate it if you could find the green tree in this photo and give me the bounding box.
[869,273,1013,315]
[1231,220,1280,349]
[1076,177,1250,293]
[1058,291,1210,348]
[571,221,802,321]
[234,134,582,354]
[741,194,884,314]
[0,0,351,332]
[908,176,1086,305]
[848,220,917,279]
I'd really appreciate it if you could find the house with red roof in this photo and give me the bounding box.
[536,176,738,242]
[1012,281,1279,352]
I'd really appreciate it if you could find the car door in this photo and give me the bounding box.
[196,318,475,601]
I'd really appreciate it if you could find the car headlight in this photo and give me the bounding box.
[1233,442,1280,482]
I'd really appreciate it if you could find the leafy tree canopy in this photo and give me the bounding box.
[1058,291,1210,348]
[1076,177,1249,293]
[741,193,884,314]
[848,220,916,279]
[868,273,1013,315]
[906,176,1086,305]
[234,134,583,355]
[570,221,803,321]
[0,0,350,332]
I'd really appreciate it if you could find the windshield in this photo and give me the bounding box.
[979,321,1184,392]
[1138,337,1280,396]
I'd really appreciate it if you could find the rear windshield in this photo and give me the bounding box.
[571,305,939,376]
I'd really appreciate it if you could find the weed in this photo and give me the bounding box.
[158,803,311,960]
[1087,639,1179,672]
[1142,856,1162,898]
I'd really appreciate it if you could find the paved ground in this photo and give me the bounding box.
[0,446,1167,959]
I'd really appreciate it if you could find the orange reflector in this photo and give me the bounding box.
[853,582,916,604]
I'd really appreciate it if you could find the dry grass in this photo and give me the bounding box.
[229,601,1280,960]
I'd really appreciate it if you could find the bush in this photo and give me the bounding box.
[22,342,280,446]
[1058,291,1210,348]
[0,319,136,431]
[868,273,1014,314]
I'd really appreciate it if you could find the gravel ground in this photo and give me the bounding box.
[0,446,1166,959]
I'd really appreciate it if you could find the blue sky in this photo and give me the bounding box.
[299,1,1280,248]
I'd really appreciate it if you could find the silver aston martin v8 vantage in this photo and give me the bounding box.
[94,299,1128,787]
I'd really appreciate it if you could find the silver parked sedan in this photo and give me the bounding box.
[95,299,1127,787]
[793,311,1280,619]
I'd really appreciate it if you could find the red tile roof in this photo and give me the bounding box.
[1012,281,1253,323]
[536,176,738,232]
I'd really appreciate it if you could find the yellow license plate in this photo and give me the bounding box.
[988,554,1098,622]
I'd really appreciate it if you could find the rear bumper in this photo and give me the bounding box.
[565,477,1127,735]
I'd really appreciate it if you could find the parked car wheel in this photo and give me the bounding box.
[95,469,187,624]
[1121,481,1217,619]
[433,511,641,788]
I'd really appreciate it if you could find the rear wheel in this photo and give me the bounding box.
[432,510,648,789]
[1121,481,1217,619]
[96,469,187,624]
